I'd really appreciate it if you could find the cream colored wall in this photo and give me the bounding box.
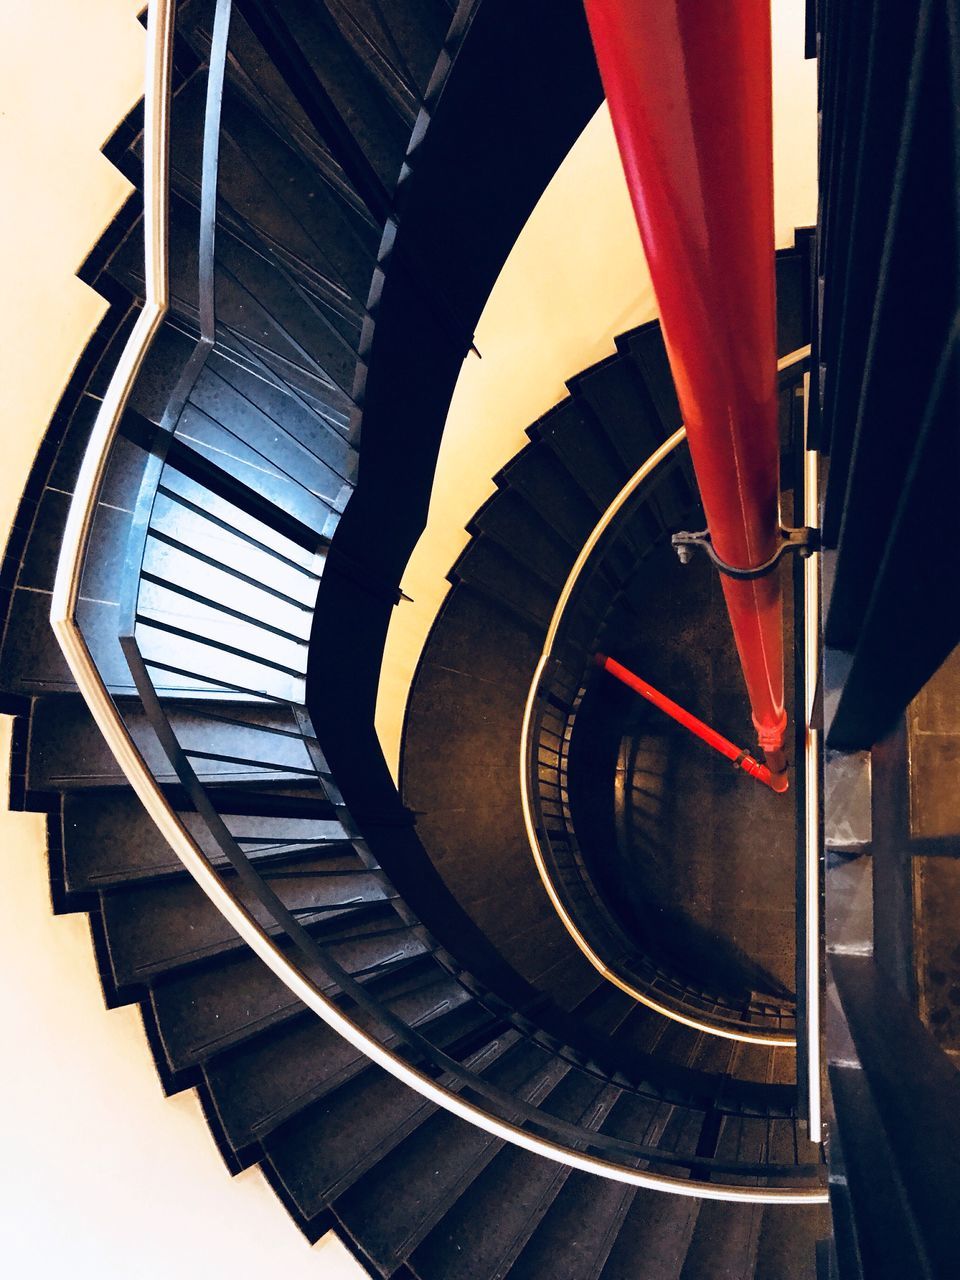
[0,3,366,1274]
[375,0,819,782]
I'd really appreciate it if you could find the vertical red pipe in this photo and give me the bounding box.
[582,0,787,769]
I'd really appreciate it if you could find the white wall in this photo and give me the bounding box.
[0,3,366,1274]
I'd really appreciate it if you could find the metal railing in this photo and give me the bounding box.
[520,348,812,1049]
[49,0,826,1203]
[800,371,823,1139]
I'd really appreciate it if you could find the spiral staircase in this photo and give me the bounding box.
[0,1,845,1275]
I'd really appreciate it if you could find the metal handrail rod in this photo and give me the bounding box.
[519,346,813,1049]
[802,373,823,1140]
[49,0,824,1202]
[528,690,792,1036]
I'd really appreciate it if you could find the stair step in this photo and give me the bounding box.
[171,403,343,541]
[124,323,197,427]
[27,696,327,793]
[470,488,573,593]
[528,947,601,1013]
[334,1042,583,1274]
[574,984,639,1039]
[1,587,83,696]
[195,350,356,481]
[410,1070,620,1280]
[754,1203,830,1280]
[256,0,415,191]
[203,967,479,1157]
[508,1171,636,1280]
[570,352,667,471]
[408,586,540,695]
[450,539,554,633]
[100,857,391,990]
[150,918,431,1075]
[678,1200,762,1280]
[616,324,682,438]
[599,1187,701,1280]
[775,248,809,358]
[108,192,348,408]
[500,444,600,552]
[61,791,348,894]
[356,0,454,99]
[270,1033,550,1238]
[573,350,696,535]
[165,71,367,328]
[533,399,629,513]
[218,82,379,305]
[175,0,346,180]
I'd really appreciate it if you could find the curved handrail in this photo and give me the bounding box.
[49,0,825,1203]
[519,346,813,1048]
[529,670,796,1038]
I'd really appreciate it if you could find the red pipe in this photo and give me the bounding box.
[598,655,788,793]
[582,0,787,773]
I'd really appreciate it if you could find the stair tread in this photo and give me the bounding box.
[203,967,478,1155]
[100,858,391,990]
[150,919,431,1074]
[61,791,348,894]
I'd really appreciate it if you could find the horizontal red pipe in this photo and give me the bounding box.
[598,655,788,793]
[582,0,786,764]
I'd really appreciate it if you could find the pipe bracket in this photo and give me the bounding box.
[671,525,820,580]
